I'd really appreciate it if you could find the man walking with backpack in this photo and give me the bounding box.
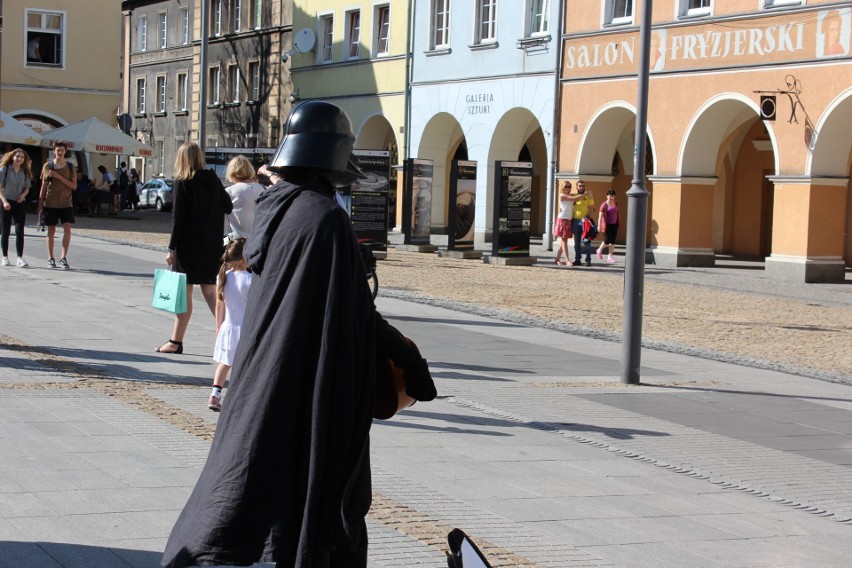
[37,140,77,269]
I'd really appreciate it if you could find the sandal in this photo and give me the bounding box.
[155,339,183,354]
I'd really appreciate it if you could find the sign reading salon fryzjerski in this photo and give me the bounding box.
[563,8,850,79]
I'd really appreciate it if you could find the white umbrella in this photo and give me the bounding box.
[0,110,43,146]
[41,116,154,157]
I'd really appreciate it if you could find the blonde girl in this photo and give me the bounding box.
[208,237,253,411]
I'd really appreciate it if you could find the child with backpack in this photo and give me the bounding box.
[208,237,253,411]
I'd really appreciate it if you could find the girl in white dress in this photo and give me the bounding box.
[208,237,253,411]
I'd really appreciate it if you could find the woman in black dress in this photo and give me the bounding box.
[156,142,232,354]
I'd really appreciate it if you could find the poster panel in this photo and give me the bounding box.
[448,160,477,251]
[350,150,391,252]
[491,161,532,257]
[403,158,434,245]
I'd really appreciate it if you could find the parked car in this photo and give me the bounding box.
[138,178,174,211]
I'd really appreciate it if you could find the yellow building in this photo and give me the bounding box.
[290,0,408,225]
[0,0,122,178]
[559,0,851,282]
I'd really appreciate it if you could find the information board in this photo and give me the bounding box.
[491,161,532,257]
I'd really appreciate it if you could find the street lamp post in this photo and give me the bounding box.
[621,0,653,385]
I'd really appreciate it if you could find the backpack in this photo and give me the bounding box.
[582,216,598,241]
[47,159,75,178]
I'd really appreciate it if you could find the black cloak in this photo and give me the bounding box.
[162,180,376,567]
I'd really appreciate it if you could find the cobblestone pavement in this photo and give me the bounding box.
[0,213,849,567]
[71,212,852,382]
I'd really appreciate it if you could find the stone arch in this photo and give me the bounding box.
[808,88,852,266]
[577,102,656,245]
[808,87,852,177]
[355,112,398,154]
[418,112,465,232]
[680,93,779,258]
[485,108,548,236]
[679,93,778,177]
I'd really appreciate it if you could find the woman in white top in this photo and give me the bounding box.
[553,181,574,265]
[224,156,264,241]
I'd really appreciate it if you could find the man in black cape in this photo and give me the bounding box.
[162,101,434,568]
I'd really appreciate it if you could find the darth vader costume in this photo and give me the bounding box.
[163,102,386,567]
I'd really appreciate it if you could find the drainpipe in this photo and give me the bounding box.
[403,0,415,162]
[198,0,209,148]
[544,0,565,252]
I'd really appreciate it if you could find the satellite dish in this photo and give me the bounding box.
[293,28,316,53]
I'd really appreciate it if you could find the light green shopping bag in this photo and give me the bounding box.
[152,268,187,314]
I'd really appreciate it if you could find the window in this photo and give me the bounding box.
[136,78,147,114]
[764,0,801,6]
[213,0,223,35]
[375,5,390,55]
[209,66,221,104]
[228,64,240,102]
[137,15,148,51]
[158,12,167,48]
[475,0,496,44]
[606,0,633,25]
[156,76,167,112]
[681,0,711,17]
[176,73,188,111]
[232,0,241,32]
[320,14,334,62]
[180,7,190,44]
[25,10,65,66]
[528,0,549,36]
[251,0,262,29]
[155,139,165,176]
[248,61,260,100]
[431,0,450,50]
[345,10,361,59]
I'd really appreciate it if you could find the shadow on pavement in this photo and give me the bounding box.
[650,383,852,404]
[433,361,532,374]
[0,541,274,568]
[554,422,671,440]
[388,315,525,328]
[393,409,670,441]
[0,540,160,568]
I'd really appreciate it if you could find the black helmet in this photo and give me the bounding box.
[269,101,365,185]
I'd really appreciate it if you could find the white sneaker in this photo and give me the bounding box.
[16,257,29,268]
[1,257,10,267]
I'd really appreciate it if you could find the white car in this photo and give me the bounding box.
[138,178,174,211]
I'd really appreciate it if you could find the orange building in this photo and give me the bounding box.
[558,0,851,282]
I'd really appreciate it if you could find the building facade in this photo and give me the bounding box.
[121,0,293,180]
[0,0,122,180]
[559,0,851,282]
[408,0,562,239]
[290,0,409,225]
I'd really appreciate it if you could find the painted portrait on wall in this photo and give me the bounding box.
[817,8,850,58]
[650,30,667,72]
